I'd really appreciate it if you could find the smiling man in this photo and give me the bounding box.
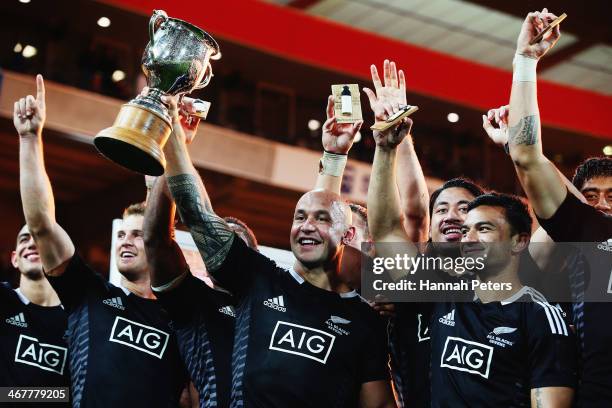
[1,225,69,397]
[13,75,187,408]
[155,86,396,406]
[366,86,577,406]
[429,193,577,407]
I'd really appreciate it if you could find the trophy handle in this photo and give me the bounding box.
[149,10,168,47]
[194,62,214,90]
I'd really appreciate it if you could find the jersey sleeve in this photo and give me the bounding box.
[537,189,612,242]
[0,282,19,312]
[46,253,109,312]
[360,312,391,383]
[210,235,279,298]
[527,302,577,389]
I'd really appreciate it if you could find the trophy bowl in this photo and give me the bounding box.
[94,10,220,176]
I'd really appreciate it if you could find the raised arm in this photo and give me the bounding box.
[363,60,428,242]
[482,103,585,269]
[397,135,429,242]
[507,9,567,219]
[144,97,211,288]
[143,175,188,288]
[161,95,234,275]
[14,75,74,275]
[315,95,362,194]
[483,104,586,204]
[364,60,413,245]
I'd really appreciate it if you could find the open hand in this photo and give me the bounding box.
[363,60,413,149]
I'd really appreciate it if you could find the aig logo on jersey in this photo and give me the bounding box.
[269,321,335,364]
[15,335,67,375]
[109,317,169,359]
[440,337,494,379]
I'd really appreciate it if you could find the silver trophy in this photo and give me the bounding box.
[94,10,220,176]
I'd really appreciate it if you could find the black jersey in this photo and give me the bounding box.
[388,302,432,408]
[0,283,70,407]
[155,273,235,408]
[430,286,577,407]
[211,237,389,408]
[0,283,69,387]
[46,254,187,408]
[387,248,473,408]
[537,190,612,407]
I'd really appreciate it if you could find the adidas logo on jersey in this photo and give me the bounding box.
[597,238,612,252]
[219,306,236,317]
[439,309,455,327]
[6,313,28,328]
[264,296,286,312]
[103,297,125,310]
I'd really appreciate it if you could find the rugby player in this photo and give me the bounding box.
[366,99,577,406]
[159,86,396,406]
[144,105,258,407]
[1,226,68,401]
[503,8,612,406]
[14,75,187,408]
[389,177,484,408]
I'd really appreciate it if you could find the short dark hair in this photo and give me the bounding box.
[429,178,485,216]
[572,157,612,190]
[467,192,532,235]
[224,216,258,250]
[123,202,146,218]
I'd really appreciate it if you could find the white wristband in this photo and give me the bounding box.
[512,54,538,83]
[319,151,348,177]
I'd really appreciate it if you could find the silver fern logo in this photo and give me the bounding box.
[329,316,351,325]
[492,327,517,335]
[487,326,517,348]
[326,315,351,336]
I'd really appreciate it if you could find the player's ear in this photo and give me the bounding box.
[342,226,356,245]
[511,232,530,254]
[11,251,18,268]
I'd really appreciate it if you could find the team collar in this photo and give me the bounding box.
[287,268,358,298]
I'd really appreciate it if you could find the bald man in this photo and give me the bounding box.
[153,93,395,407]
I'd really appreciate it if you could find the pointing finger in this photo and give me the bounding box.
[36,74,45,108]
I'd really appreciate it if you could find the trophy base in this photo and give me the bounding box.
[94,103,171,176]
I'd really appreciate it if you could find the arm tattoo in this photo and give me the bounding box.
[167,174,234,272]
[509,115,539,146]
[534,388,543,408]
